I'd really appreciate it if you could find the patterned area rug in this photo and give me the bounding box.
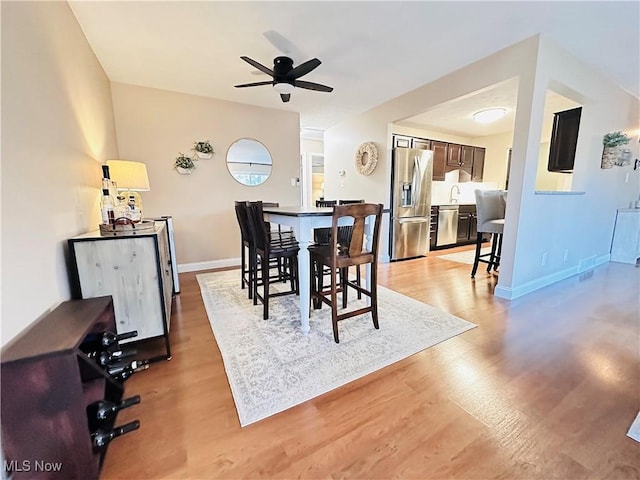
[197,270,476,426]
[436,247,490,265]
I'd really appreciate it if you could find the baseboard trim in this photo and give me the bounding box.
[178,258,240,273]
[494,254,610,300]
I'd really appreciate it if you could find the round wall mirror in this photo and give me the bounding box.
[226,138,272,186]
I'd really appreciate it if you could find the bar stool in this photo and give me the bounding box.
[246,201,300,320]
[471,190,506,278]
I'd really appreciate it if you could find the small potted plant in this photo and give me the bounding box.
[174,153,196,174]
[601,131,631,169]
[193,140,215,159]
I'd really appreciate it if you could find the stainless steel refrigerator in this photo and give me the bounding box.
[390,148,433,260]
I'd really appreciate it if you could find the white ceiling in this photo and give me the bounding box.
[69,1,639,134]
[397,77,581,137]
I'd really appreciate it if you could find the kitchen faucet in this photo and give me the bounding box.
[449,185,461,203]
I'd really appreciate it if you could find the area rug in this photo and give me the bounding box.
[436,247,490,265]
[197,270,476,426]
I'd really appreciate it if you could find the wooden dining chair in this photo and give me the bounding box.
[246,201,300,320]
[309,203,383,343]
[313,199,365,298]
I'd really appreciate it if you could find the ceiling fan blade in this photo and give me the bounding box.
[263,30,305,59]
[294,80,333,93]
[240,56,274,76]
[234,81,273,88]
[286,58,321,80]
[280,93,291,103]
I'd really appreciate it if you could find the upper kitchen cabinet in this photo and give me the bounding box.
[393,135,412,148]
[431,141,448,181]
[412,139,431,150]
[463,145,485,181]
[447,143,462,166]
[547,107,582,173]
[471,147,485,181]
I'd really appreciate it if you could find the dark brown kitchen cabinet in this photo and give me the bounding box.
[472,147,485,181]
[461,145,474,168]
[1,297,126,480]
[457,205,474,242]
[548,106,581,173]
[457,205,485,245]
[431,141,448,181]
[447,143,462,166]
[430,206,438,249]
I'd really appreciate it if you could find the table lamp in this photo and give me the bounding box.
[106,160,150,217]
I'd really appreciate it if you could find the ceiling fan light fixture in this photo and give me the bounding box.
[273,82,294,94]
[473,108,507,124]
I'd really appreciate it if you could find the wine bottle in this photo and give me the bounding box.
[127,195,142,223]
[87,395,141,424]
[91,347,137,367]
[80,330,138,358]
[100,330,138,348]
[107,359,149,382]
[91,420,140,451]
[101,164,118,199]
[100,188,115,225]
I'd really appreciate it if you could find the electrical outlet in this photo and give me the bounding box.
[541,252,547,266]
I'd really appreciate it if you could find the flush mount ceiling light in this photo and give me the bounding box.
[473,108,507,124]
[273,82,295,95]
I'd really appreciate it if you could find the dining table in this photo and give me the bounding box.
[262,205,373,334]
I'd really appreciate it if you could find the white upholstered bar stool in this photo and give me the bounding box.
[471,189,506,278]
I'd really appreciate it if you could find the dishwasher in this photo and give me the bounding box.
[436,205,459,247]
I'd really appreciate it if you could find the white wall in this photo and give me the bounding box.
[110,83,301,269]
[1,2,120,346]
[301,138,323,156]
[496,36,640,298]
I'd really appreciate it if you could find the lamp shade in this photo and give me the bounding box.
[106,160,150,191]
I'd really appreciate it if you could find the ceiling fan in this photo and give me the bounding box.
[235,56,333,103]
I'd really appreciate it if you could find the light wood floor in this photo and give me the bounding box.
[102,248,640,479]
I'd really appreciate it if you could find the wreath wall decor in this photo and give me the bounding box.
[355,142,378,176]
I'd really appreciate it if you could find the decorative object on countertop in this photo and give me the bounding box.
[601,131,631,169]
[106,160,151,219]
[99,218,156,236]
[355,142,378,176]
[174,153,196,174]
[193,140,215,159]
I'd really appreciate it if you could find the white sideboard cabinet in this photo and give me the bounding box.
[68,221,173,360]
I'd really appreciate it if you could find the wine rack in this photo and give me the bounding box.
[1,296,141,479]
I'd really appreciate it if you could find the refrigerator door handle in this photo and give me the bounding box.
[411,157,420,208]
[398,217,430,224]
